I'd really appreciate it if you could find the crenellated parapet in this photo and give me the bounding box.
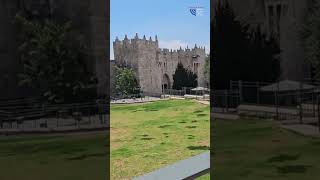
[113,33,159,49]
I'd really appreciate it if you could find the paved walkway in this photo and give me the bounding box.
[197,100,210,105]
[111,97,164,104]
[111,97,210,105]
[281,124,320,138]
[133,151,210,180]
[211,113,239,120]
[281,117,318,125]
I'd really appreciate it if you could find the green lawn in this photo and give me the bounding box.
[110,99,210,179]
[0,132,108,180]
[213,118,320,180]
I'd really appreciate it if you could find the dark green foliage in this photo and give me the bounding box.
[172,63,198,90]
[212,1,280,90]
[15,14,97,103]
[115,66,140,97]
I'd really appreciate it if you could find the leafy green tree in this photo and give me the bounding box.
[302,0,320,79]
[212,1,280,89]
[15,14,97,103]
[115,66,139,96]
[172,63,198,90]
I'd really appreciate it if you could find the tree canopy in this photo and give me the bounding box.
[15,14,97,103]
[172,63,198,90]
[115,66,140,97]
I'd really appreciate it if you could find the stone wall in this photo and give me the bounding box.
[113,34,207,95]
[214,0,313,81]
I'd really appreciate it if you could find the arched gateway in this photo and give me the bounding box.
[162,74,171,91]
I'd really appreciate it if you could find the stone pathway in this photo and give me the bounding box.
[197,101,210,105]
[281,124,320,138]
[281,117,318,125]
[111,97,163,104]
[211,113,239,120]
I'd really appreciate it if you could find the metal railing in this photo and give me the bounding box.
[0,98,109,132]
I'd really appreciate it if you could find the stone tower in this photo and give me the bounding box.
[113,34,207,95]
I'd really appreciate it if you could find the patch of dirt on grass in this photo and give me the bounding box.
[111,128,131,149]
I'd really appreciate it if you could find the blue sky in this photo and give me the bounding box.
[110,0,210,59]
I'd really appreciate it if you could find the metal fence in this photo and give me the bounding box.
[0,98,109,131]
[212,89,239,113]
[163,89,186,96]
[213,80,320,122]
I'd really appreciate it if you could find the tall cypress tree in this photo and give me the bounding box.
[172,63,198,90]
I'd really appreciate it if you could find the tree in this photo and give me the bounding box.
[115,66,139,97]
[246,27,281,82]
[172,63,198,90]
[15,14,97,103]
[212,1,280,89]
[302,0,320,79]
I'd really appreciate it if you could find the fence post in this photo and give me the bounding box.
[225,91,229,112]
[276,81,279,120]
[299,82,303,124]
[318,96,320,132]
[313,88,316,117]
[256,81,260,104]
[238,80,243,104]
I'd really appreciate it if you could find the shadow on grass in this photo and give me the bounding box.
[159,125,172,128]
[277,165,311,174]
[179,121,187,124]
[187,146,210,150]
[141,137,155,140]
[66,152,107,161]
[132,110,143,113]
[144,109,159,112]
[197,114,207,117]
[186,126,197,129]
[267,154,300,163]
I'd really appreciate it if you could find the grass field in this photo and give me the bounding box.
[213,118,320,180]
[0,132,108,180]
[110,99,210,179]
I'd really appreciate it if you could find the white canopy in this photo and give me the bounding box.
[191,87,210,91]
[260,80,315,92]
